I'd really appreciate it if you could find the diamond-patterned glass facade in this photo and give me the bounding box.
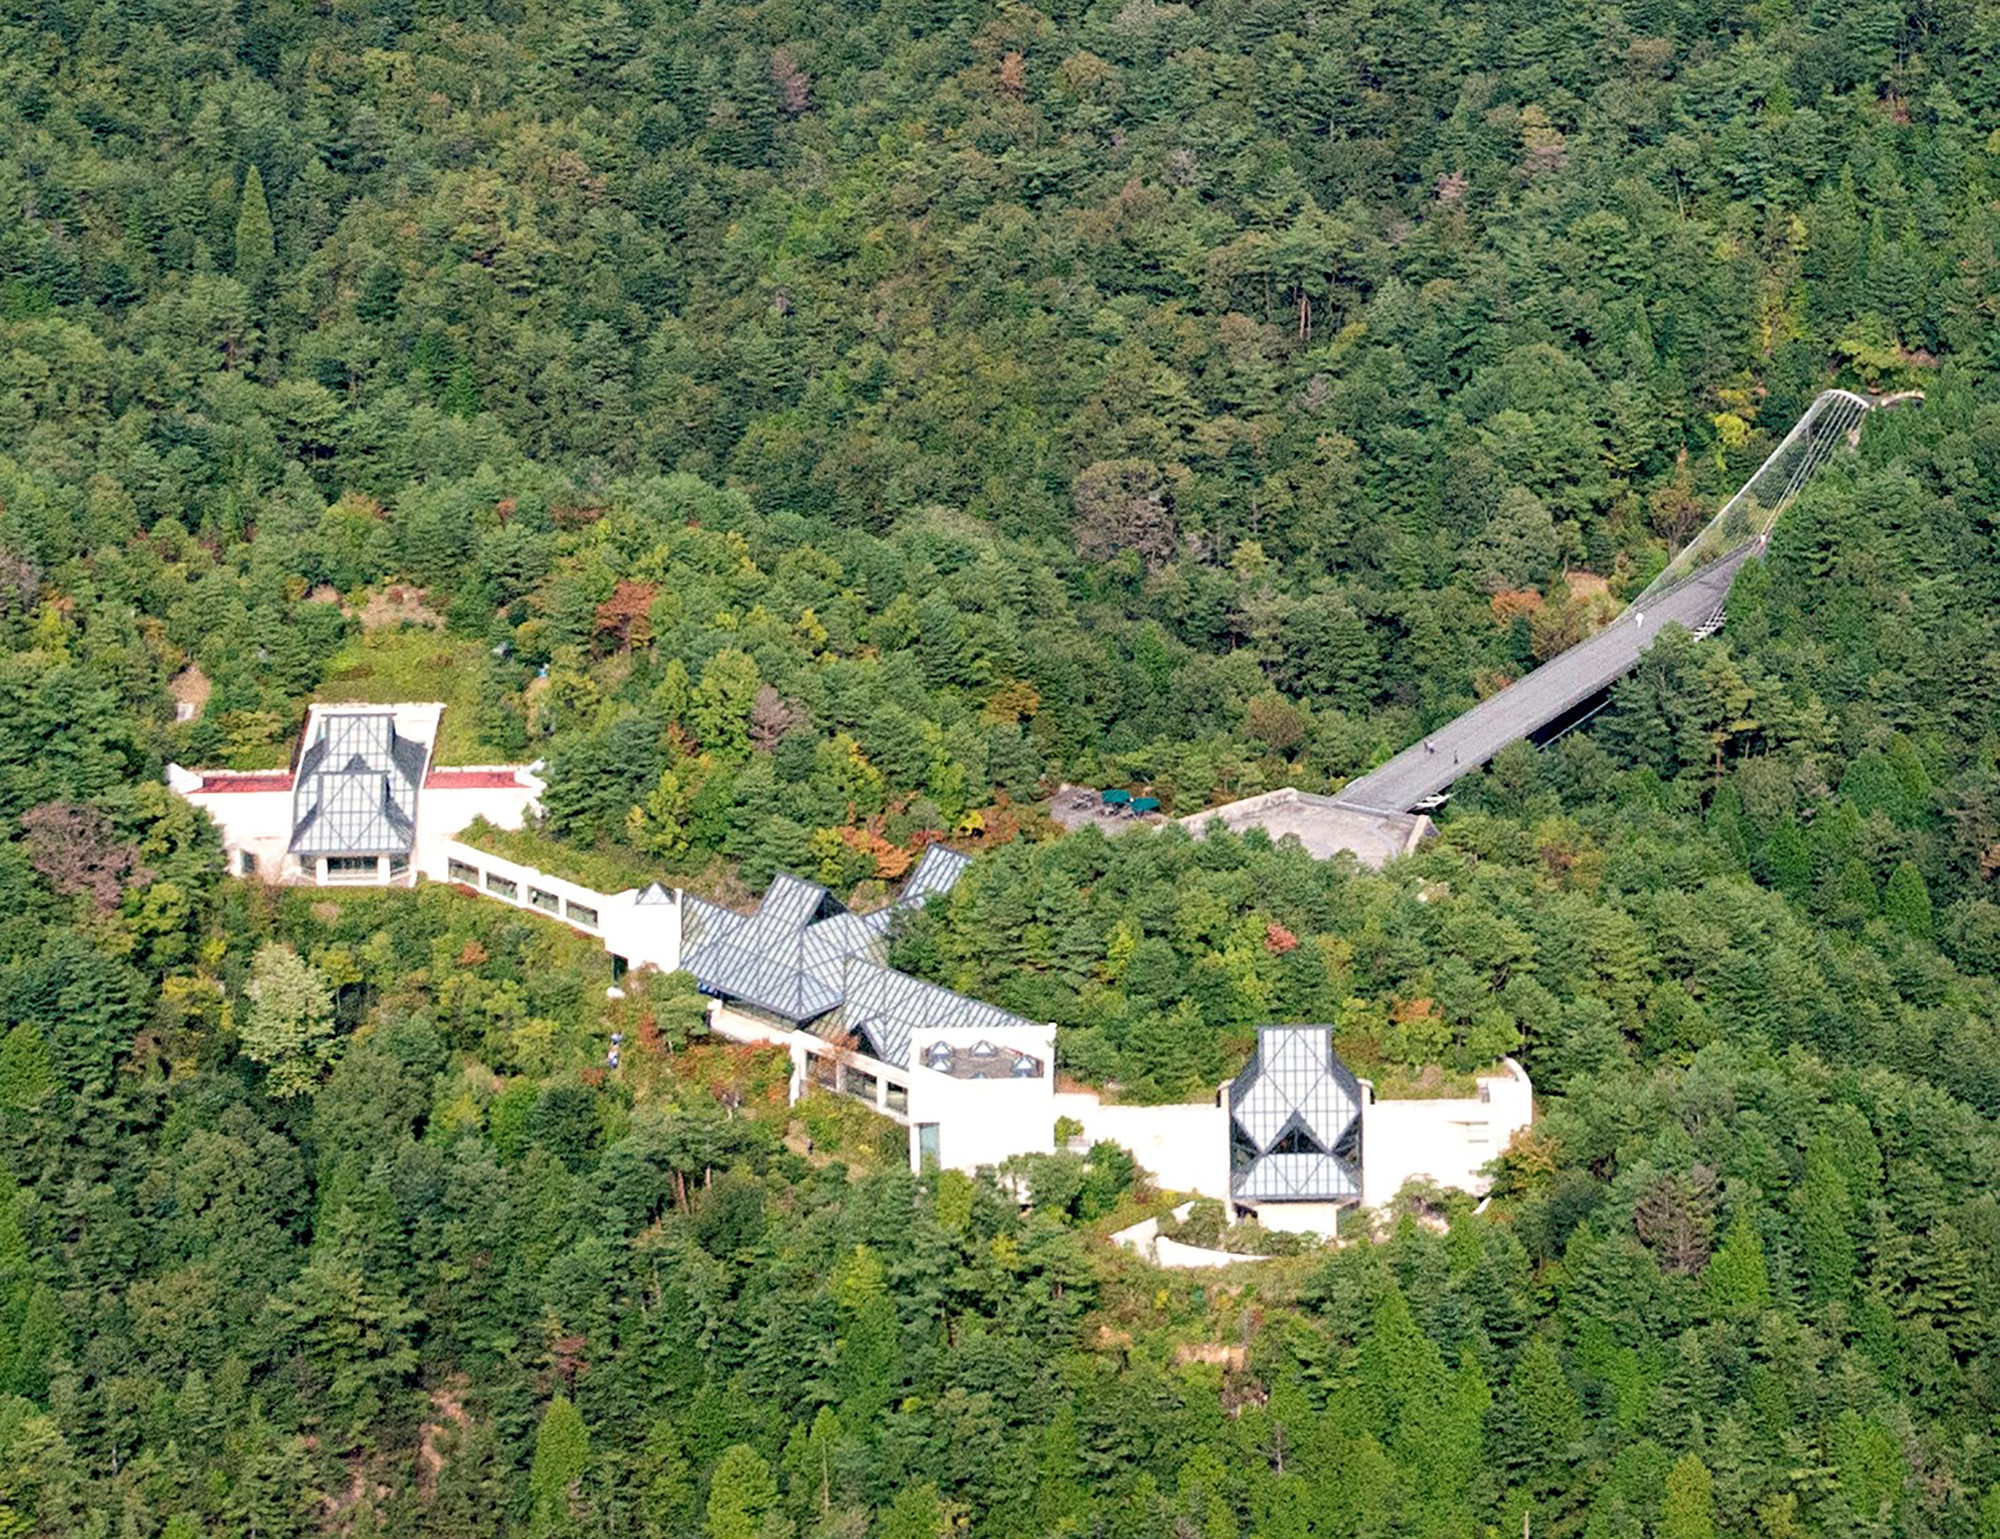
[679,846,1029,1067]
[1228,1027,1362,1204]
[289,711,428,857]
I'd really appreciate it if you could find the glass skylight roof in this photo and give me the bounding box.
[680,846,1028,1067]
[1228,1027,1363,1205]
[288,711,427,857]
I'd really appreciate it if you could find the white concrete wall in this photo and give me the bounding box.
[1358,1058,1533,1209]
[905,1024,1059,1173]
[1250,1200,1348,1236]
[178,782,295,879]
[1052,1090,1233,1201]
[423,838,683,974]
[1110,1207,1275,1268]
[788,1033,911,1124]
[712,1001,802,1049]
[412,775,541,869]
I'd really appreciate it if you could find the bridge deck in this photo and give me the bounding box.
[1335,545,1755,814]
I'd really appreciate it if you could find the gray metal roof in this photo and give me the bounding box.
[830,960,1030,1070]
[1228,1027,1362,1204]
[289,712,426,856]
[680,847,1029,1066]
[902,844,970,900]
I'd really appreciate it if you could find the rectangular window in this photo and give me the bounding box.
[845,1069,877,1104]
[916,1123,940,1170]
[388,856,409,880]
[448,858,479,886]
[236,849,258,876]
[885,1083,909,1117]
[810,1054,840,1090]
[326,855,378,882]
[564,900,598,928]
[484,872,519,900]
[529,887,560,914]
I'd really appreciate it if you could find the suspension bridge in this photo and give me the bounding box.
[1332,388,1905,816]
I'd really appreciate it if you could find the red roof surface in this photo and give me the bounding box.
[424,768,528,790]
[191,772,294,794]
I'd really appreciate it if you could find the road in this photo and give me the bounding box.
[1335,544,1756,814]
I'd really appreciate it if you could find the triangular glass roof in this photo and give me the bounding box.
[680,848,1025,1066]
[1227,1027,1363,1204]
[288,711,425,856]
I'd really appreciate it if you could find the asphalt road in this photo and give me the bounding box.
[1336,544,1756,813]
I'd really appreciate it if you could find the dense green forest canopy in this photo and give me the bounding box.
[0,0,1999,1533]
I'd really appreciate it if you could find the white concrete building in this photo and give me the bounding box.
[1051,1091,1233,1202]
[170,703,540,886]
[170,718,1531,1233]
[1357,1057,1534,1210]
[424,838,684,979]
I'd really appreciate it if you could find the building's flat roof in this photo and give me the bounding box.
[1180,788,1429,868]
[424,768,530,789]
[187,771,295,794]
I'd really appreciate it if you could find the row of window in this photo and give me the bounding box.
[446,857,598,928]
[325,855,409,881]
[802,1048,908,1116]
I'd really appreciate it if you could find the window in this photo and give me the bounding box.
[484,872,518,900]
[845,1069,877,1104]
[529,887,559,914]
[885,1083,908,1117]
[448,858,479,886]
[611,954,628,981]
[565,900,598,928]
[236,849,258,876]
[388,856,409,880]
[1270,1120,1327,1157]
[916,1123,940,1170]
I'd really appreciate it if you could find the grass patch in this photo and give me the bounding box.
[791,1087,908,1170]
[457,817,666,895]
[313,626,505,764]
[1353,1061,1492,1099]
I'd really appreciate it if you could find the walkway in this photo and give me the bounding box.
[1337,547,1749,812]
[1335,388,1899,815]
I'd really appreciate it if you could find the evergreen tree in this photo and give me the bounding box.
[1701,1209,1771,1319]
[1795,1134,1856,1303]
[1883,861,1933,939]
[529,1397,592,1534]
[1662,1453,1716,1539]
[233,164,275,296]
[705,1444,790,1539]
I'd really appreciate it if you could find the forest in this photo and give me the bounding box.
[1,0,1999,1531]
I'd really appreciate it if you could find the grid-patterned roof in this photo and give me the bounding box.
[1231,1151,1361,1202]
[681,885,846,1022]
[679,847,1021,1065]
[289,711,426,856]
[902,844,970,901]
[831,960,1030,1070]
[1228,1027,1362,1204]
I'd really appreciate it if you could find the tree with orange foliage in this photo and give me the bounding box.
[593,579,657,651]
